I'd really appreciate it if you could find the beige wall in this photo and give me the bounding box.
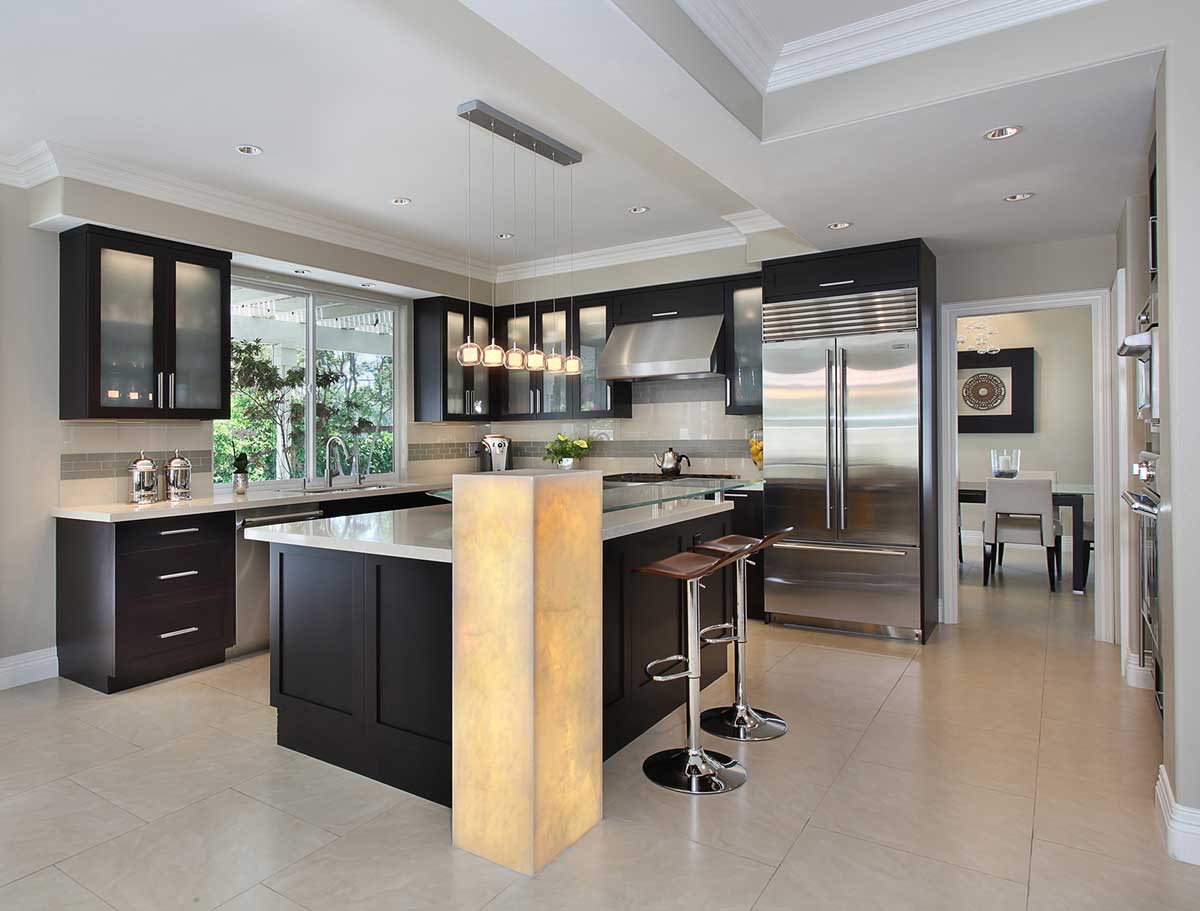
[938,235,1116,303]
[0,185,60,659]
[957,307,1094,531]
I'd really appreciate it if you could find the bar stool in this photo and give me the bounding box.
[635,547,752,794]
[691,527,794,742]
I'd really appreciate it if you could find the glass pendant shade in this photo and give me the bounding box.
[564,353,582,376]
[504,345,528,370]
[457,340,483,367]
[545,351,566,374]
[482,339,505,367]
[526,347,546,371]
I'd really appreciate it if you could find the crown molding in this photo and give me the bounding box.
[495,226,745,283]
[768,0,1105,91]
[722,208,785,235]
[0,140,57,189]
[1157,765,1200,865]
[673,0,778,91]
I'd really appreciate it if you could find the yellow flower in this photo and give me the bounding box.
[574,439,588,449]
[557,433,568,441]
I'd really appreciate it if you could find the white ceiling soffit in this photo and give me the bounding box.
[676,0,1108,92]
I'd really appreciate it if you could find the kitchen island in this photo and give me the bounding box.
[245,478,746,808]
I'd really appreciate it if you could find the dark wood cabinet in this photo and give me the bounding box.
[724,277,763,414]
[60,224,231,420]
[571,293,632,419]
[724,489,765,619]
[413,297,497,421]
[613,279,725,324]
[763,242,919,301]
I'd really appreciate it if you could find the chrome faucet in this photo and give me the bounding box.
[325,435,351,489]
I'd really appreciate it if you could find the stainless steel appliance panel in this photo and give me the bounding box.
[763,337,837,542]
[837,330,920,545]
[765,540,921,635]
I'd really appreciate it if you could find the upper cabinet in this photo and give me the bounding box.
[414,297,496,422]
[724,278,763,414]
[571,294,631,419]
[60,225,231,420]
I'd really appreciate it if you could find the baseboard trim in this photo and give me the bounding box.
[0,647,59,691]
[1157,765,1200,865]
[1126,653,1156,690]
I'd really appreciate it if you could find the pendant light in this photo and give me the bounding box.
[544,151,566,375]
[480,122,505,368]
[456,116,482,368]
[525,142,546,372]
[503,129,528,370]
[563,160,583,376]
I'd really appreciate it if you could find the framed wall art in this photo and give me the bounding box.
[957,347,1035,433]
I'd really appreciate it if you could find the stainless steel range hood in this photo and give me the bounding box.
[596,314,724,380]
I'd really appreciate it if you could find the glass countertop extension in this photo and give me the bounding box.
[429,477,759,513]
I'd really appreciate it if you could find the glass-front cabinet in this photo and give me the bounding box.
[724,277,763,414]
[571,293,631,418]
[538,308,570,419]
[414,297,496,422]
[60,225,231,420]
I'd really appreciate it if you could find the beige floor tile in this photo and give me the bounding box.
[1041,678,1161,734]
[210,706,279,746]
[754,825,1028,911]
[881,676,1043,737]
[0,680,110,747]
[235,754,409,835]
[485,816,774,910]
[71,728,291,821]
[0,720,140,801]
[812,760,1034,883]
[788,627,922,659]
[1028,839,1200,910]
[1043,644,1126,687]
[60,790,333,911]
[216,885,308,910]
[604,753,826,865]
[77,683,264,748]
[1038,718,1162,790]
[852,711,1039,797]
[196,666,270,706]
[734,672,892,732]
[1034,770,1165,864]
[266,797,519,911]
[768,644,911,690]
[0,867,113,910]
[0,779,142,887]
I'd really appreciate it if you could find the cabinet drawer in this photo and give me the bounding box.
[117,541,229,600]
[116,511,232,554]
[615,282,723,324]
[117,591,225,663]
[765,246,917,299]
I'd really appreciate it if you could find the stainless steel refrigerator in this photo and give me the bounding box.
[762,288,925,640]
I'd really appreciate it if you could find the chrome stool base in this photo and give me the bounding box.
[701,704,788,742]
[642,747,747,794]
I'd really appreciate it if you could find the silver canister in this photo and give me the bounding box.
[128,451,159,504]
[164,450,193,501]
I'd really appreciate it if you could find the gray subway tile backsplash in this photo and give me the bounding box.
[59,450,213,480]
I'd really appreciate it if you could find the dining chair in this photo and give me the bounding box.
[982,478,1063,591]
[997,470,1063,577]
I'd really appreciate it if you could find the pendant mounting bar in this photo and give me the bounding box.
[457,100,582,165]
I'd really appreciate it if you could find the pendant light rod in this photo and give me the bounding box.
[457,100,582,165]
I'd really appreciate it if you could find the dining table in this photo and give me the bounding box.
[959,480,1094,594]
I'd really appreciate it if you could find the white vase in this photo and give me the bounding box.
[558,458,575,470]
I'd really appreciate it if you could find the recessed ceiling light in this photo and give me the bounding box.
[1004,192,1035,202]
[236,144,263,156]
[391,196,412,206]
[293,268,311,275]
[360,282,376,288]
[826,221,853,230]
[984,125,1022,141]
[627,206,649,215]
[496,232,514,239]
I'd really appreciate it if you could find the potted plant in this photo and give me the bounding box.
[232,452,251,495]
[543,433,590,470]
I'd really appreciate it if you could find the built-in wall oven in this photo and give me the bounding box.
[1123,451,1162,715]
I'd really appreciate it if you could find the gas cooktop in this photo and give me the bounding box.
[603,472,739,483]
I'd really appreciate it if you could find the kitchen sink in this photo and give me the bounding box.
[302,484,394,495]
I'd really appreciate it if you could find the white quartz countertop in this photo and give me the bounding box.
[242,498,734,561]
[51,479,456,523]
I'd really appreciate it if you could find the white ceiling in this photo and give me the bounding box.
[0,0,748,271]
[742,0,914,47]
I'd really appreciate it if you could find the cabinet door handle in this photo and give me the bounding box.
[529,389,534,413]
[159,626,199,639]
[1148,215,1158,275]
[726,377,731,406]
[168,372,175,409]
[819,279,855,288]
[606,386,612,410]
[723,492,748,498]
[158,527,200,536]
[157,570,199,580]
[651,310,678,318]
[157,372,164,409]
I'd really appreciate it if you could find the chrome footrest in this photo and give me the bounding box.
[644,654,689,682]
[699,622,737,645]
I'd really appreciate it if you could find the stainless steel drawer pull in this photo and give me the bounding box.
[819,279,855,287]
[723,492,748,498]
[159,626,199,639]
[776,541,908,557]
[157,570,199,580]
[158,527,200,536]
[651,310,678,318]
[237,510,322,529]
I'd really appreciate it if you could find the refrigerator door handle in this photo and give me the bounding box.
[839,346,848,531]
[825,347,834,529]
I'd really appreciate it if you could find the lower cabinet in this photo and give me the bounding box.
[57,512,235,693]
[725,489,765,620]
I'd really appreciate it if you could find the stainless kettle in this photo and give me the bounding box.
[652,447,691,476]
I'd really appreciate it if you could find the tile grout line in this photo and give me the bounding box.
[748,817,813,910]
[50,863,121,910]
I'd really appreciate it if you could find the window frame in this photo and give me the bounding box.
[216,274,407,491]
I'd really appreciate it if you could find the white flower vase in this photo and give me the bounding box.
[558,458,576,470]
